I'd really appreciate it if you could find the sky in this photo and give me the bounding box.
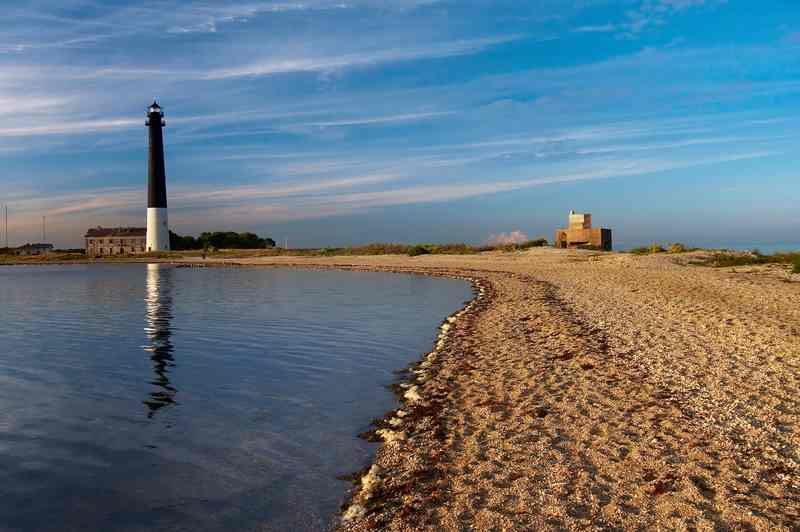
[1,0,799,250]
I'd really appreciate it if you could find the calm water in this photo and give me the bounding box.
[0,264,472,531]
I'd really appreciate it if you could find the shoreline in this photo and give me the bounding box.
[340,271,492,526]
[4,250,798,529]
[214,250,798,530]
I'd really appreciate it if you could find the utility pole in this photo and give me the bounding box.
[4,205,7,250]
[42,216,46,242]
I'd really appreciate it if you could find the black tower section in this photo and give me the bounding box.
[146,101,167,209]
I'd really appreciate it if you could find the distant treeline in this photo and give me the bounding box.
[170,231,276,251]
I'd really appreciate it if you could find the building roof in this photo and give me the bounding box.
[85,227,146,238]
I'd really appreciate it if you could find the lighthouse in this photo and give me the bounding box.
[146,100,170,252]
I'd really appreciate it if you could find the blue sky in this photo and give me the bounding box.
[2,0,799,249]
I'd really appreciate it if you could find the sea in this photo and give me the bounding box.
[0,264,472,531]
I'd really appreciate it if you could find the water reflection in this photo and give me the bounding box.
[143,263,176,417]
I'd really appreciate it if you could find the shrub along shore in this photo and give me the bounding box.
[0,238,550,263]
[3,240,798,274]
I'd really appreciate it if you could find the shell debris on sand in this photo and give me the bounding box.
[341,464,383,522]
[375,428,406,443]
[337,271,485,527]
[403,385,422,403]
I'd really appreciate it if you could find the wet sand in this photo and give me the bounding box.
[132,250,800,528]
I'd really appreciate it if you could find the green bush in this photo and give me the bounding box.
[668,243,687,254]
[519,238,549,249]
[705,251,800,269]
[477,238,549,253]
[170,231,276,250]
[630,243,667,255]
[434,243,476,254]
[408,245,431,257]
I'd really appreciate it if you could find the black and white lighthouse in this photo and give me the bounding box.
[146,100,170,252]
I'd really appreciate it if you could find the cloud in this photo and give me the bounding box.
[2,1,794,249]
[202,34,525,79]
[782,32,800,45]
[0,33,117,53]
[655,0,720,10]
[614,0,728,38]
[0,108,450,140]
[296,111,454,128]
[0,118,139,137]
[486,230,529,245]
[3,35,525,84]
[574,24,616,33]
[308,150,775,211]
[0,95,72,115]
[4,146,777,247]
[175,173,401,204]
[166,2,334,34]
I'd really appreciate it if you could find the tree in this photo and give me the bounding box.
[169,231,200,250]
[172,231,276,250]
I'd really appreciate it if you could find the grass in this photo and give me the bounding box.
[1,239,552,263]
[667,243,688,254]
[0,251,88,264]
[478,238,549,253]
[199,240,550,258]
[699,250,800,271]
[624,244,800,274]
[630,243,666,255]
[630,242,696,255]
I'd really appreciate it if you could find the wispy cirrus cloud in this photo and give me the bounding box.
[295,111,454,128]
[574,24,616,33]
[14,147,775,219]
[567,0,728,40]
[3,0,798,249]
[202,34,526,79]
[166,1,352,34]
[615,0,729,38]
[783,31,800,45]
[0,118,140,137]
[0,35,526,84]
[0,108,450,140]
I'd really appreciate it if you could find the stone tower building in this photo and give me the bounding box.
[555,211,612,251]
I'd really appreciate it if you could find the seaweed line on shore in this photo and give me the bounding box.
[319,269,493,528]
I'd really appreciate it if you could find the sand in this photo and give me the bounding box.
[193,249,800,529]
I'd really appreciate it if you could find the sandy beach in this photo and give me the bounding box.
[5,248,796,529]
[190,248,800,531]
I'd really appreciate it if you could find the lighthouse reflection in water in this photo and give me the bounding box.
[143,263,176,417]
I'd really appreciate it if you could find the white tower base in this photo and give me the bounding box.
[146,207,170,252]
